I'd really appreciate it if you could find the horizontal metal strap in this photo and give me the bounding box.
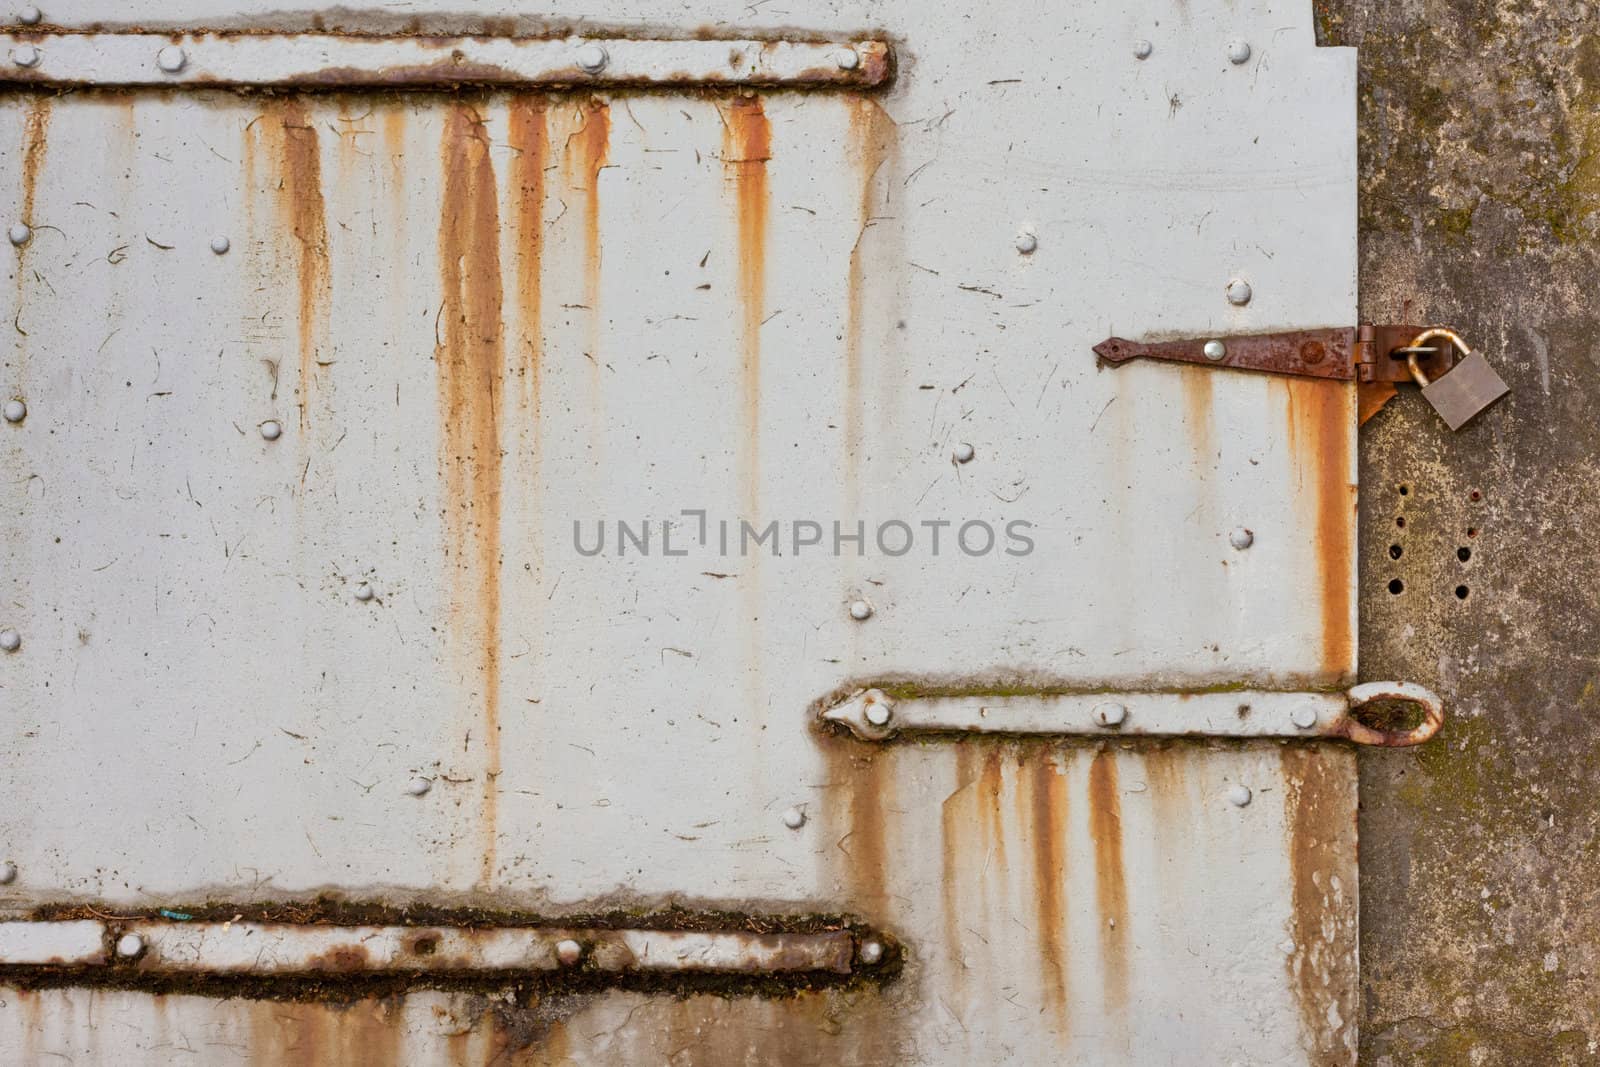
[0,32,890,89]
[1092,324,1457,384]
[820,683,1445,747]
[0,921,885,977]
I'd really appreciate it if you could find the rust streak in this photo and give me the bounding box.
[1282,745,1358,1062]
[507,96,548,417]
[1180,364,1215,466]
[563,99,609,403]
[19,98,51,228]
[1087,749,1130,1017]
[1284,379,1357,681]
[272,98,331,430]
[1027,750,1070,1030]
[823,744,888,910]
[723,97,770,517]
[843,99,895,518]
[437,104,506,887]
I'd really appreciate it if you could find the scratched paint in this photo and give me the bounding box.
[436,103,507,886]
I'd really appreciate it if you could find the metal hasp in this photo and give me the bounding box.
[821,682,1446,747]
[0,32,892,89]
[0,920,889,984]
[1094,324,1456,383]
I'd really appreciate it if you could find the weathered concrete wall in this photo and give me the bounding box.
[1320,2,1600,1063]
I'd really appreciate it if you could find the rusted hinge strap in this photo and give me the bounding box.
[0,920,896,985]
[821,683,1445,747]
[0,32,891,90]
[1094,324,1456,383]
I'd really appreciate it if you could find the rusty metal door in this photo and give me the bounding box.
[0,2,1436,1063]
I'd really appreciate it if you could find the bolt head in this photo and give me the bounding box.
[3,399,24,423]
[848,599,873,621]
[8,223,31,246]
[1092,701,1128,728]
[1014,231,1038,255]
[858,939,885,965]
[355,582,375,603]
[1226,784,1252,808]
[12,43,39,68]
[1133,40,1153,60]
[210,234,230,255]
[19,6,41,25]
[781,806,806,830]
[1203,339,1227,361]
[0,861,15,885]
[863,693,893,728]
[576,43,608,74]
[555,938,583,966]
[156,45,186,74]
[1228,527,1254,550]
[0,629,19,653]
[1291,707,1319,730]
[1228,40,1252,65]
[1226,279,1253,306]
[834,47,861,71]
[406,776,432,796]
[259,419,282,441]
[115,933,145,958]
[952,442,976,464]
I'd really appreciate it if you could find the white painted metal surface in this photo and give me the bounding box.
[0,0,1363,1062]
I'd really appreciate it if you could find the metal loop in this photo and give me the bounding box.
[1339,681,1446,747]
[1403,328,1470,388]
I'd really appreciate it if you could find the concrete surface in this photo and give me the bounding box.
[1320,2,1600,1062]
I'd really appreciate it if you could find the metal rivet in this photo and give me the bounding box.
[156,45,186,74]
[952,442,976,464]
[834,47,860,70]
[355,582,375,602]
[555,938,583,966]
[259,419,282,441]
[8,223,31,246]
[1203,339,1227,361]
[1014,231,1038,255]
[1092,701,1128,728]
[0,861,15,885]
[3,399,24,423]
[1226,279,1253,306]
[1228,40,1252,65]
[863,696,893,728]
[19,6,41,25]
[576,43,608,74]
[1292,707,1319,730]
[406,776,432,796]
[12,44,39,69]
[859,939,885,965]
[781,806,806,830]
[1133,40,1154,60]
[1227,784,1252,808]
[115,933,145,958]
[0,629,19,653]
[1229,527,1254,550]
[848,599,873,621]
[210,235,230,255]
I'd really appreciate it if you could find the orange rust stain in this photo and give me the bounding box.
[269,98,331,430]
[722,97,770,517]
[822,743,889,909]
[1087,749,1131,1017]
[305,944,370,972]
[1179,364,1215,465]
[437,104,507,887]
[18,98,51,228]
[1281,745,1359,1062]
[842,99,896,516]
[560,100,609,403]
[247,997,404,1066]
[507,96,549,418]
[1284,379,1357,681]
[1026,750,1070,1030]
[978,748,1008,873]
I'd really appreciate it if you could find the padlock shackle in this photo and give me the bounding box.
[1401,327,1471,387]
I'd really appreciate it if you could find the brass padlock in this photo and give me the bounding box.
[1402,328,1510,431]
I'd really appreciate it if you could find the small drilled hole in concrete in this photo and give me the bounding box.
[1389,544,1403,559]
[1398,485,1409,496]
[1470,490,1482,502]
[1388,578,1405,595]
[1455,585,1470,600]
[1467,527,1478,538]
[1458,546,1471,562]
[1396,516,1406,529]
